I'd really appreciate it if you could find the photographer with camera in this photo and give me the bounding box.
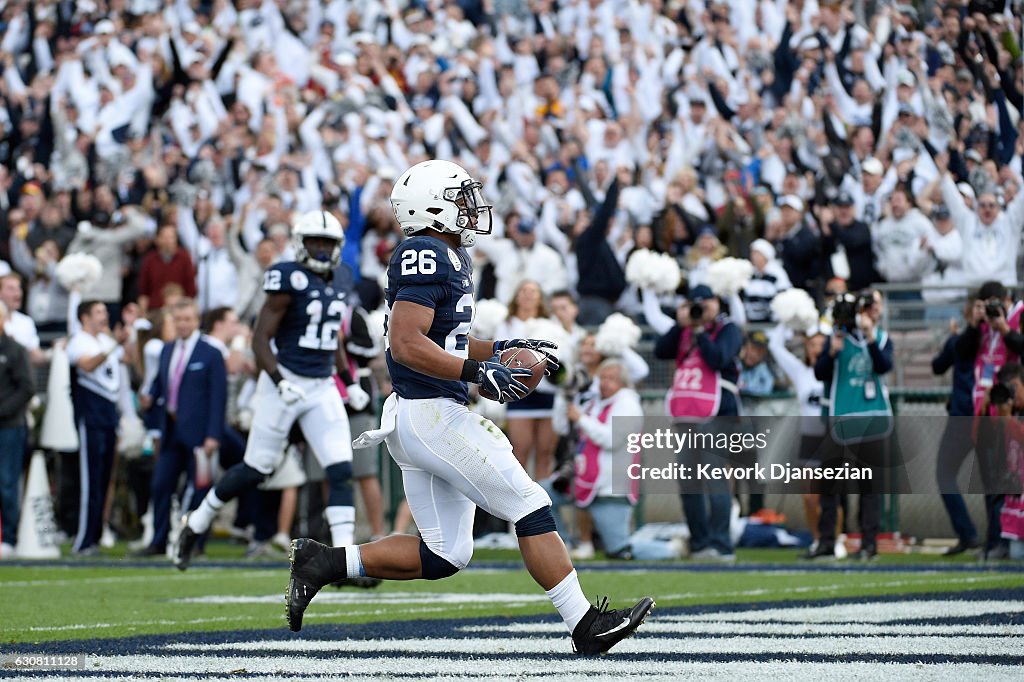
[654,284,742,561]
[811,288,893,560]
[956,282,1024,417]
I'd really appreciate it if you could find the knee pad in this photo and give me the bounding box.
[514,506,557,538]
[325,461,353,507]
[418,539,463,580]
[216,464,267,501]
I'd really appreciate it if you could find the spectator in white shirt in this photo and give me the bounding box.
[476,214,568,305]
[936,153,1024,287]
[872,185,934,285]
[0,273,47,365]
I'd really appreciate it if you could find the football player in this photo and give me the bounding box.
[285,161,654,655]
[174,211,371,570]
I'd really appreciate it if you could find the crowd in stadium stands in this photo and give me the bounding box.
[1,0,1024,561]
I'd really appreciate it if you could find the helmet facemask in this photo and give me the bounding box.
[442,179,492,245]
[294,235,342,274]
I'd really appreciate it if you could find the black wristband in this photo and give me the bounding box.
[460,359,481,383]
[269,369,284,385]
[339,369,355,386]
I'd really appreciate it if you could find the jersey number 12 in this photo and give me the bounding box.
[299,300,344,351]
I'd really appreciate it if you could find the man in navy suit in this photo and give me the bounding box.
[137,298,227,556]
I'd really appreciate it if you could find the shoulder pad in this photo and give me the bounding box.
[263,262,311,294]
[389,238,456,287]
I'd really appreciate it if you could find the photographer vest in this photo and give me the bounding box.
[972,302,1023,415]
[574,398,640,508]
[667,323,738,421]
[827,331,893,444]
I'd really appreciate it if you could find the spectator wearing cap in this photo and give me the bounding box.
[137,224,197,313]
[685,224,728,290]
[476,213,568,306]
[738,330,776,399]
[771,195,820,294]
[741,238,792,324]
[841,157,897,227]
[817,191,879,292]
[936,154,1024,287]
[872,184,934,294]
[921,204,966,322]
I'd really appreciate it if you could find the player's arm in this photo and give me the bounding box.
[390,301,531,403]
[391,301,471,379]
[252,292,290,382]
[334,326,370,410]
[468,336,499,362]
[253,292,308,405]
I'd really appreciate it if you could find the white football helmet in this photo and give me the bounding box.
[390,160,492,246]
[291,210,344,274]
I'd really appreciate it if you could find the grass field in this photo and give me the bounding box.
[1,543,1021,643]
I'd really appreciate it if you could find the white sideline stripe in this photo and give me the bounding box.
[67,657,1024,680]
[651,575,1013,602]
[0,570,275,588]
[28,614,256,630]
[172,592,549,605]
[679,600,1024,623]
[458,622,1024,637]
[164,635,1024,656]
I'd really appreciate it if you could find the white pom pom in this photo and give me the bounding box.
[522,316,573,369]
[367,309,387,345]
[705,257,754,298]
[626,249,681,294]
[55,253,103,290]
[472,299,508,340]
[770,288,820,332]
[594,313,642,357]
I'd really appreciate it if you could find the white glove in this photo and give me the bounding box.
[277,379,306,406]
[346,384,370,411]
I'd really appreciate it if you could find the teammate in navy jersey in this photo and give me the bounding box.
[286,160,653,655]
[175,211,371,571]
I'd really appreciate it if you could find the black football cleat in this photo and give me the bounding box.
[173,513,199,571]
[286,538,339,632]
[572,596,655,656]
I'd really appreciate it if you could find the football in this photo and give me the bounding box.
[478,347,547,401]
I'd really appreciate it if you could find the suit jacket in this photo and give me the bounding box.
[149,337,226,450]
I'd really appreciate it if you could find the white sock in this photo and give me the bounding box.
[344,545,365,577]
[325,505,355,546]
[188,490,224,533]
[545,570,592,634]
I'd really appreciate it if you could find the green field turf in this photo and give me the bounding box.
[2,543,1022,645]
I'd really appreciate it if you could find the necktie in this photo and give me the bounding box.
[168,341,188,413]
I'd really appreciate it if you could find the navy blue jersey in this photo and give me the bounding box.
[263,261,348,378]
[385,236,475,403]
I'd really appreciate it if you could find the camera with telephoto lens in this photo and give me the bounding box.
[689,301,705,321]
[832,293,860,333]
[990,382,1012,408]
[986,298,1005,319]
